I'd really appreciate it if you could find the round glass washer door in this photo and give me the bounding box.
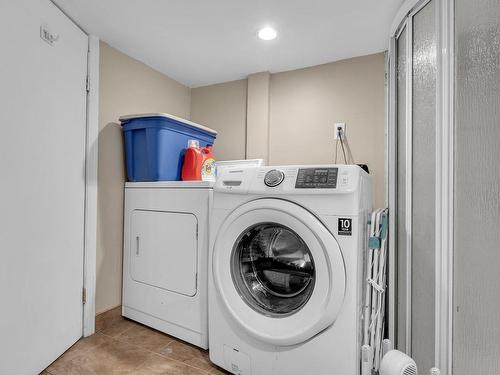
[212,199,346,346]
[231,223,315,317]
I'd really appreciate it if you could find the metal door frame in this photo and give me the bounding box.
[436,0,454,373]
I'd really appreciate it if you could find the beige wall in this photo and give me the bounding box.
[190,79,247,161]
[191,53,386,207]
[270,53,386,207]
[246,72,271,161]
[97,42,191,314]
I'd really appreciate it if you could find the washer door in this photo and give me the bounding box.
[213,199,346,346]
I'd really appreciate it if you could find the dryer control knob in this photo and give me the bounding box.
[264,169,285,187]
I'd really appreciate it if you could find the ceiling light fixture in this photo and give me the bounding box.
[258,26,277,41]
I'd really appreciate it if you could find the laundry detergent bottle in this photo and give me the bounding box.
[181,140,216,181]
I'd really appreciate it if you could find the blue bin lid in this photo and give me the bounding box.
[119,112,217,136]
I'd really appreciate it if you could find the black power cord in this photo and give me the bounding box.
[338,127,347,164]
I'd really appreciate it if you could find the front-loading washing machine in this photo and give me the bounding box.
[122,181,213,349]
[209,165,372,374]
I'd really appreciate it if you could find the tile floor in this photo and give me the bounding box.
[43,309,229,375]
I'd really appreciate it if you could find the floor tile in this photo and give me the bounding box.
[133,353,208,375]
[208,365,231,375]
[76,338,150,373]
[44,315,232,374]
[69,333,110,352]
[182,353,216,372]
[100,318,139,338]
[157,339,228,373]
[95,306,123,332]
[46,333,111,373]
[158,340,207,362]
[46,357,96,375]
[49,337,150,375]
[115,323,174,352]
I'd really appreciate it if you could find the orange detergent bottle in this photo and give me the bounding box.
[181,140,216,181]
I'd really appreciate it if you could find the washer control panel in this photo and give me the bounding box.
[295,168,338,189]
[264,169,285,187]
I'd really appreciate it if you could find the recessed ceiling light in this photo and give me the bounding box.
[258,26,277,41]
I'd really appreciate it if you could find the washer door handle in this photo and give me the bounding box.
[136,236,140,256]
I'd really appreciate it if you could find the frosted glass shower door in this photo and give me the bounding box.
[453,0,500,373]
[394,1,437,371]
[411,1,437,371]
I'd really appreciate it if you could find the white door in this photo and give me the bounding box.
[0,0,88,373]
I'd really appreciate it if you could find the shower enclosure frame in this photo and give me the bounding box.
[387,0,454,373]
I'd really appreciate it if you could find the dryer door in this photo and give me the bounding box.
[130,209,198,297]
[212,199,346,346]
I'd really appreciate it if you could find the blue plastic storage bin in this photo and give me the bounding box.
[120,113,217,181]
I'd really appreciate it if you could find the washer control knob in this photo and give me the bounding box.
[264,169,285,187]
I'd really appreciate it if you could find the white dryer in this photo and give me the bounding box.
[209,165,372,374]
[122,181,212,349]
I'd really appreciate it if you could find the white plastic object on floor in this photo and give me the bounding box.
[382,339,393,358]
[429,368,440,375]
[379,350,418,375]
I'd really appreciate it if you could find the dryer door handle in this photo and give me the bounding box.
[136,236,140,256]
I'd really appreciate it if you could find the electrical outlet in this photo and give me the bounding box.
[333,122,346,139]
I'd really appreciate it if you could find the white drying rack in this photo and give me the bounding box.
[361,208,389,375]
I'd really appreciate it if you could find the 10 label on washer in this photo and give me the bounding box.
[338,218,352,236]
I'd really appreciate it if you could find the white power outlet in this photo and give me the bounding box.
[333,122,346,139]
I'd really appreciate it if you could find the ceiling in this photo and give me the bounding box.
[54,0,402,88]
